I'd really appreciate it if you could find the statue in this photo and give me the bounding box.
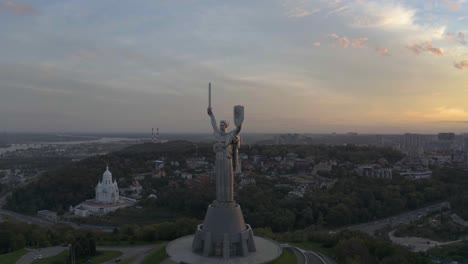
[191,84,256,258]
[167,83,282,263]
[207,105,243,204]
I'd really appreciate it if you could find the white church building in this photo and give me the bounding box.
[73,166,136,217]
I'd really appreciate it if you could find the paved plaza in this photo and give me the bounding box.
[166,235,282,264]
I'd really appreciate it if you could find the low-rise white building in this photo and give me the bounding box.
[181,172,193,180]
[186,157,208,169]
[288,185,307,198]
[399,170,432,180]
[120,180,143,199]
[357,165,393,179]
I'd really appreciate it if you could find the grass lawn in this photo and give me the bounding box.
[120,255,138,264]
[79,207,179,226]
[292,241,337,260]
[96,240,156,246]
[427,241,468,263]
[269,250,297,264]
[0,248,29,264]
[32,250,122,264]
[32,250,69,264]
[140,246,168,264]
[92,250,122,263]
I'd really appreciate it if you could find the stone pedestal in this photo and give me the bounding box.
[192,203,256,258]
[167,235,281,264]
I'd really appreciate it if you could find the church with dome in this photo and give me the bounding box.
[95,166,120,204]
[73,166,136,217]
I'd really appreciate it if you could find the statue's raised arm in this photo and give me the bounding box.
[207,107,220,134]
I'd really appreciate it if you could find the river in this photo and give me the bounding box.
[0,137,140,155]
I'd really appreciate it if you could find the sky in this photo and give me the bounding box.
[0,0,467,134]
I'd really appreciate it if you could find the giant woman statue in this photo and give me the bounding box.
[166,84,282,262]
[207,104,243,205]
[191,84,255,259]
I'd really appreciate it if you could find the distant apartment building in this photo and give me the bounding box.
[285,153,298,161]
[288,184,307,198]
[291,174,337,190]
[399,170,432,180]
[120,180,143,199]
[433,133,456,152]
[429,155,452,166]
[239,175,256,189]
[186,157,208,169]
[401,133,433,157]
[252,155,264,164]
[356,165,393,179]
[181,172,193,180]
[438,133,455,141]
[277,133,303,144]
[312,161,335,175]
[239,153,249,161]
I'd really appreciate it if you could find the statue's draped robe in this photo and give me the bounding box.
[211,115,239,203]
[214,131,239,203]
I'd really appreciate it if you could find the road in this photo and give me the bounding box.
[17,246,68,264]
[0,208,116,231]
[288,247,307,264]
[0,209,53,227]
[283,244,335,264]
[346,202,449,236]
[388,230,463,252]
[16,244,161,264]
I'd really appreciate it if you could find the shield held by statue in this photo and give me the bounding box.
[234,105,244,127]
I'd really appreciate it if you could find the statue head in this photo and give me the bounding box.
[219,120,229,132]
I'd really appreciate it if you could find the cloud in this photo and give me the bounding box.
[351,38,368,48]
[424,42,445,56]
[407,44,424,55]
[454,60,468,70]
[0,1,34,15]
[325,0,446,43]
[441,0,462,12]
[328,33,350,48]
[350,2,417,29]
[312,42,321,46]
[439,120,468,124]
[405,107,468,121]
[327,6,349,16]
[407,42,444,56]
[446,32,467,45]
[327,33,368,49]
[281,0,320,18]
[376,48,390,56]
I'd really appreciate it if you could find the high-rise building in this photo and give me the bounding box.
[401,133,431,157]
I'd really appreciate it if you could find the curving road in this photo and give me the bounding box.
[346,202,449,236]
[283,244,335,264]
[388,230,463,252]
[288,247,307,264]
[16,244,161,264]
[17,246,68,264]
[0,209,53,227]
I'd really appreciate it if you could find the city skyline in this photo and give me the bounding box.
[1,0,468,133]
